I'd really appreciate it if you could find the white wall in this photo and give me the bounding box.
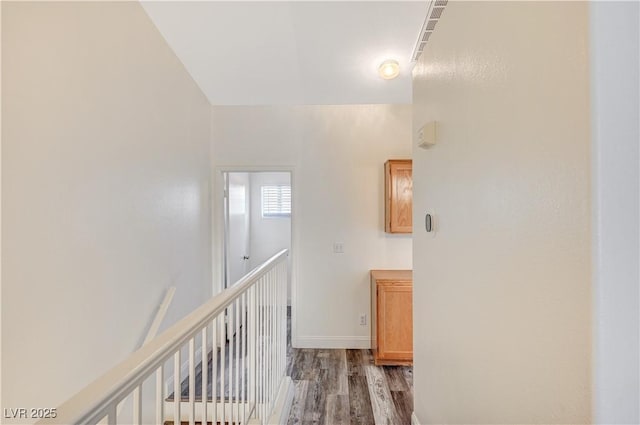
[249,172,291,269]
[249,172,292,301]
[212,105,412,348]
[412,2,591,423]
[2,2,211,420]
[590,2,640,423]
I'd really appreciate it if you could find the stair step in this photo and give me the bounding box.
[165,396,248,403]
[163,422,239,425]
[168,333,249,404]
[162,400,255,425]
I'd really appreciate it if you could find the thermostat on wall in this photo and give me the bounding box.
[418,121,438,148]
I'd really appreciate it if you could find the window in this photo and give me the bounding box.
[261,185,291,218]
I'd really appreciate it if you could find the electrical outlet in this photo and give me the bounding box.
[333,242,344,254]
[359,314,367,326]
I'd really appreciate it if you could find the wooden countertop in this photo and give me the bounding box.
[370,270,413,281]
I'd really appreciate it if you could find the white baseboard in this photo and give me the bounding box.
[294,336,370,349]
[411,411,421,425]
[267,376,295,425]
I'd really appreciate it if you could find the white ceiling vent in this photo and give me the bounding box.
[411,0,448,62]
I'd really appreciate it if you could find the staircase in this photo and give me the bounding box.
[37,250,294,425]
[164,322,252,424]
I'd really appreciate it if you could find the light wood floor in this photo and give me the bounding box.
[286,348,413,425]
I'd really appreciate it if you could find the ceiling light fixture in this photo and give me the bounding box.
[378,59,400,80]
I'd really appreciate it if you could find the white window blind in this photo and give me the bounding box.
[261,185,291,218]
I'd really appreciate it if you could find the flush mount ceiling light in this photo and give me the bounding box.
[378,59,400,80]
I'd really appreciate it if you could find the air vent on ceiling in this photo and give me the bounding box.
[430,6,445,19]
[411,0,448,62]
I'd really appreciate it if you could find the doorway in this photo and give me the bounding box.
[222,171,292,300]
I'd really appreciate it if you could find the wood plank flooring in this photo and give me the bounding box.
[167,308,414,424]
[286,348,413,425]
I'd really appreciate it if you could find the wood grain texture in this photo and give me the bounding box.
[384,159,413,234]
[348,375,375,425]
[377,283,413,362]
[288,380,309,425]
[325,394,350,425]
[369,270,413,282]
[363,358,402,425]
[302,379,327,424]
[384,367,411,392]
[371,271,413,366]
[168,309,413,424]
[287,348,412,425]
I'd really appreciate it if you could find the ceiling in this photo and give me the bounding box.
[141,1,428,106]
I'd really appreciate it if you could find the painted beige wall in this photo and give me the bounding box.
[249,172,291,273]
[412,2,591,423]
[211,105,412,348]
[2,2,211,419]
[248,172,292,304]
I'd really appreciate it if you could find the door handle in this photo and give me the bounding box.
[242,256,250,260]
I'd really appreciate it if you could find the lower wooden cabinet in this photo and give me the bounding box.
[370,270,413,366]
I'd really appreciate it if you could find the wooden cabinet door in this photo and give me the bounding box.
[385,160,413,233]
[377,282,413,361]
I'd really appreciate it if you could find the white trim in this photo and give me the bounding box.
[295,336,370,349]
[411,411,421,425]
[164,322,229,393]
[143,286,176,345]
[37,250,289,424]
[266,376,295,425]
[164,400,253,422]
[213,165,299,356]
[115,287,178,418]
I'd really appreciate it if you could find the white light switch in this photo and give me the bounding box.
[333,242,344,254]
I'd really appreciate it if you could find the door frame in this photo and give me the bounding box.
[213,165,298,346]
[222,171,252,290]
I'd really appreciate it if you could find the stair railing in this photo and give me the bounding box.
[37,249,289,425]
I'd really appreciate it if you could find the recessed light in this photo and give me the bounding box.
[378,59,400,80]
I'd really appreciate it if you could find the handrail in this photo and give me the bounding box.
[38,249,289,424]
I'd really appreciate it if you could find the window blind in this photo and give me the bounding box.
[261,185,291,217]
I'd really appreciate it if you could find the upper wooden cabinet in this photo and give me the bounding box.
[385,159,413,233]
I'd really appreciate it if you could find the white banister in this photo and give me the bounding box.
[114,285,176,421]
[173,349,181,423]
[37,249,289,425]
[155,366,164,423]
[200,327,207,424]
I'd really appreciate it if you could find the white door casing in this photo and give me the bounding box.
[225,172,251,288]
